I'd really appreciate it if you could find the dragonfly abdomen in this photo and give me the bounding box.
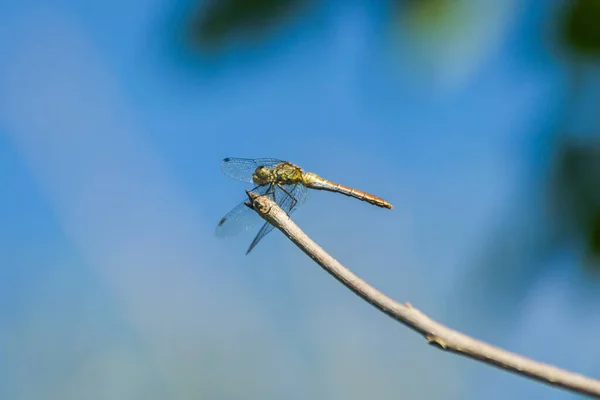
[303,172,393,209]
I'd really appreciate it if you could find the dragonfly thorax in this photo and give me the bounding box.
[252,162,304,186]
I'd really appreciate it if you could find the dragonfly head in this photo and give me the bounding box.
[252,165,273,186]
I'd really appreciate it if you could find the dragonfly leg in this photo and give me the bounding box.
[277,184,297,212]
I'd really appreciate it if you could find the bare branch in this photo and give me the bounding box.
[245,190,600,398]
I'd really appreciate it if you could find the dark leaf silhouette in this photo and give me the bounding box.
[560,0,600,57]
[188,0,312,50]
[550,138,600,265]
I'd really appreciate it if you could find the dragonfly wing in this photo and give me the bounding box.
[241,184,307,254]
[221,157,284,183]
[216,185,271,237]
[276,184,309,214]
[246,221,275,255]
[289,184,308,212]
[215,201,261,237]
[244,185,306,254]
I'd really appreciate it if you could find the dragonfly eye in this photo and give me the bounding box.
[252,166,272,185]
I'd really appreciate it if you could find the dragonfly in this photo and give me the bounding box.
[216,157,392,254]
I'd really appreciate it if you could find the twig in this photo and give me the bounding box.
[245,190,600,398]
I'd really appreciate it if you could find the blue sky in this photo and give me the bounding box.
[0,0,598,399]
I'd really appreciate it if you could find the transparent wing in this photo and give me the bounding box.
[245,184,308,254]
[275,184,308,214]
[215,185,272,237]
[221,157,284,183]
[246,222,275,255]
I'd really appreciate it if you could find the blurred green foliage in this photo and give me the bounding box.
[394,0,456,26]
[560,0,600,58]
[188,0,600,59]
[554,0,600,265]
[188,0,461,52]
[551,139,600,263]
[188,0,312,50]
